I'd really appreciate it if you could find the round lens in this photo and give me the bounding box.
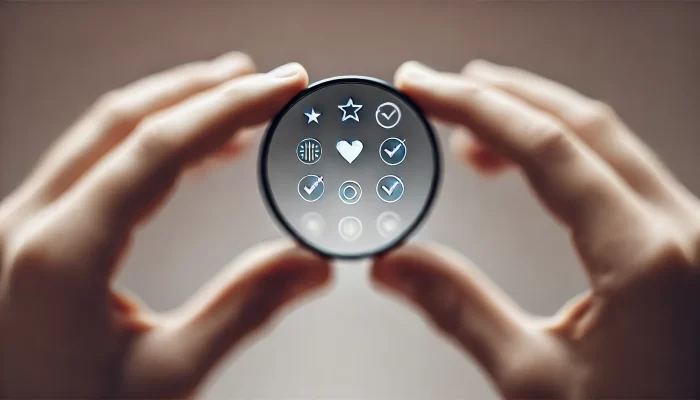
[259,77,440,258]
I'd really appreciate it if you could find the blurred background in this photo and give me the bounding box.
[1,1,699,399]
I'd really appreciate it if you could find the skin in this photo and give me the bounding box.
[0,53,331,398]
[373,60,700,399]
[0,52,698,399]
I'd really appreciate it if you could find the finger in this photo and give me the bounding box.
[14,51,255,213]
[395,61,650,237]
[450,128,511,174]
[372,243,539,384]
[121,240,331,398]
[463,59,698,211]
[60,63,307,237]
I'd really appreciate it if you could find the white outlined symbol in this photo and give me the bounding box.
[376,175,404,203]
[338,97,363,122]
[338,216,363,241]
[375,102,401,129]
[298,175,325,202]
[339,180,362,204]
[379,137,406,166]
[297,138,322,165]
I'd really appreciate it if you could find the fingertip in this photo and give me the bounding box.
[394,60,436,90]
[268,62,308,87]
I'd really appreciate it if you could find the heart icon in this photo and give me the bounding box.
[336,140,363,164]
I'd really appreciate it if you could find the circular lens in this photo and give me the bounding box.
[259,76,440,258]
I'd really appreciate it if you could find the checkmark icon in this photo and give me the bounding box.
[377,175,404,203]
[304,176,323,195]
[298,175,324,202]
[383,141,404,158]
[375,102,402,129]
[382,181,399,195]
[381,109,397,120]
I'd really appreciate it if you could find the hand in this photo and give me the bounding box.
[373,60,700,398]
[0,53,331,398]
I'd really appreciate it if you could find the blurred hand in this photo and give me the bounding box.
[373,60,700,399]
[0,52,331,398]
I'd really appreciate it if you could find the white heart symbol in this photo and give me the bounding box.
[336,140,363,164]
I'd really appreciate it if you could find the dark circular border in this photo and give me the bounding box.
[258,76,442,260]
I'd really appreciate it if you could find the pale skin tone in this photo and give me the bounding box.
[0,52,698,399]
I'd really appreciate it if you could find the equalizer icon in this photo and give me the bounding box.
[297,138,322,165]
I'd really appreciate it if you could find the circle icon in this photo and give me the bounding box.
[297,138,322,164]
[297,174,325,202]
[300,212,325,237]
[379,137,407,166]
[377,211,402,239]
[339,180,362,204]
[375,102,402,129]
[376,175,404,203]
[338,216,363,241]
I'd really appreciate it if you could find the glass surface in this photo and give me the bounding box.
[260,78,439,257]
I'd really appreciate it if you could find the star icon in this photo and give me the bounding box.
[304,108,321,124]
[338,97,363,122]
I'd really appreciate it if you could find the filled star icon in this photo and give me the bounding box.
[304,108,321,124]
[338,97,363,122]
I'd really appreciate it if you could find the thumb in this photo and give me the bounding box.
[122,240,331,398]
[372,243,561,397]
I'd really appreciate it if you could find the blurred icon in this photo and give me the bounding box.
[379,137,406,165]
[336,139,363,164]
[297,174,325,202]
[300,212,325,237]
[304,107,321,124]
[338,216,363,241]
[297,138,322,164]
[339,180,362,204]
[338,97,363,122]
[376,175,404,203]
[375,102,401,129]
[376,211,402,238]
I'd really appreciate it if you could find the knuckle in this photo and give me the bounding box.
[6,231,57,285]
[132,118,181,161]
[571,101,617,135]
[93,89,139,126]
[645,234,693,274]
[527,121,576,164]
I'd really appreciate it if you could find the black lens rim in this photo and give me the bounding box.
[258,76,442,260]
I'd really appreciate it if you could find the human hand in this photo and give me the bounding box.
[373,60,700,398]
[0,53,331,398]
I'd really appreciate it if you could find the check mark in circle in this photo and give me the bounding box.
[376,175,404,203]
[379,137,407,165]
[298,174,325,202]
[375,102,402,129]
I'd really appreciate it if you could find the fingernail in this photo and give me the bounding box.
[268,62,302,79]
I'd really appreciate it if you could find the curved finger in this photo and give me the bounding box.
[13,51,254,214]
[48,63,306,271]
[395,61,651,239]
[372,243,570,397]
[463,59,698,212]
[120,240,331,398]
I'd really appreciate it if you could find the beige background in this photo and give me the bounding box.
[1,1,699,399]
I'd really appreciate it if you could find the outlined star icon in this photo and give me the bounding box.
[304,108,321,124]
[338,97,363,122]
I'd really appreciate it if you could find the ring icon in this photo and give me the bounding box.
[377,211,402,238]
[338,216,363,241]
[375,102,401,129]
[339,180,362,204]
